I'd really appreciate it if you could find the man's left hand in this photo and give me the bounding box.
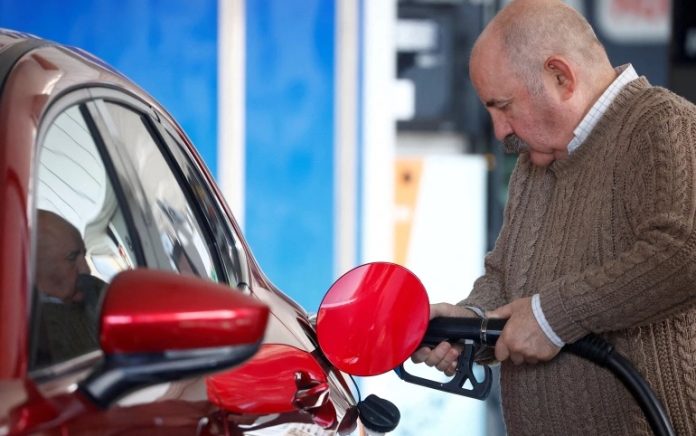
[487,297,561,365]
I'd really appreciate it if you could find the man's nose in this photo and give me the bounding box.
[490,112,512,141]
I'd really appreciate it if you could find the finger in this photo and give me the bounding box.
[444,360,457,377]
[424,342,452,367]
[487,303,512,319]
[495,341,510,362]
[435,347,460,372]
[430,303,452,319]
[510,353,524,365]
[410,346,432,364]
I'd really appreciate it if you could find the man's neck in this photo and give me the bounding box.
[581,67,618,120]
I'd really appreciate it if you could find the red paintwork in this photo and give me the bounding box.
[0,47,38,380]
[207,344,331,413]
[100,269,269,353]
[9,386,95,435]
[316,262,430,376]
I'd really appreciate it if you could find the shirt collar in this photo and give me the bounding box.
[567,64,639,154]
[39,292,65,304]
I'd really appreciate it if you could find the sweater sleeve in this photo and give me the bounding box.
[540,109,696,343]
[459,245,508,311]
[459,156,531,311]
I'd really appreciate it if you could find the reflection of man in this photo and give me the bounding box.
[36,210,90,303]
[35,210,101,366]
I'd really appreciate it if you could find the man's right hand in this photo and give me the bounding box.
[410,303,478,377]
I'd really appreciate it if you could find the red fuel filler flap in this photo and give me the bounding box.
[316,262,430,376]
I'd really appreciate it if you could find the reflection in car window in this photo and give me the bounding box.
[102,102,218,281]
[162,130,246,288]
[32,105,136,369]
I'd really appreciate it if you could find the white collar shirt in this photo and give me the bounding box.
[567,64,639,155]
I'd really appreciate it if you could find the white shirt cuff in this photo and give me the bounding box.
[531,294,565,348]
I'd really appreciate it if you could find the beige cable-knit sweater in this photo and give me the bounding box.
[464,77,696,435]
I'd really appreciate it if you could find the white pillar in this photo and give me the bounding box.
[334,0,360,275]
[361,0,397,263]
[218,0,246,228]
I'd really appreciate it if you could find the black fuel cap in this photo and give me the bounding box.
[357,394,400,433]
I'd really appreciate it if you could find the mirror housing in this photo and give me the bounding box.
[79,269,268,408]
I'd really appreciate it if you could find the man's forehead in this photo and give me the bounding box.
[470,46,516,99]
[67,229,86,252]
[39,217,84,251]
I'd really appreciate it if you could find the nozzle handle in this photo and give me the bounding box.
[422,317,507,347]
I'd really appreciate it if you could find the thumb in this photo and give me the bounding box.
[487,303,512,319]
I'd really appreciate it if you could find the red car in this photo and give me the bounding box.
[0,28,364,435]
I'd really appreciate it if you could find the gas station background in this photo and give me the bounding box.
[1,0,693,434]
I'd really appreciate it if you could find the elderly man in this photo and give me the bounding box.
[36,210,91,303]
[34,210,100,365]
[413,0,696,434]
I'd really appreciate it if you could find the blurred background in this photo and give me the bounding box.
[2,0,695,434]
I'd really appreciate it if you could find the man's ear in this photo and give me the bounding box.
[544,56,575,100]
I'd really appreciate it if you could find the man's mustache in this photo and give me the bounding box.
[503,134,529,154]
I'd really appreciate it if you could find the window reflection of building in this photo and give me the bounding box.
[102,102,217,281]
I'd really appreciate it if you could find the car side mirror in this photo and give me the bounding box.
[78,269,268,408]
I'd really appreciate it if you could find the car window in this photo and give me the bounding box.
[32,105,137,369]
[101,102,219,281]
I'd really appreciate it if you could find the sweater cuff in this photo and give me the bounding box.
[456,299,490,312]
[539,285,588,343]
[531,294,565,347]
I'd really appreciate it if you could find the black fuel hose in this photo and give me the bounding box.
[565,334,675,436]
[426,318,676,436]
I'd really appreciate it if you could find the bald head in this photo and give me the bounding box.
[36,210,89,302]
[467,0,619,166]
[472,0,610,94]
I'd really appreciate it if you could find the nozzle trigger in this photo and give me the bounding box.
[394,342,492,400]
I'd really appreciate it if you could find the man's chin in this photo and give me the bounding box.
[68,290,85,304]
[529,152,555,167]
